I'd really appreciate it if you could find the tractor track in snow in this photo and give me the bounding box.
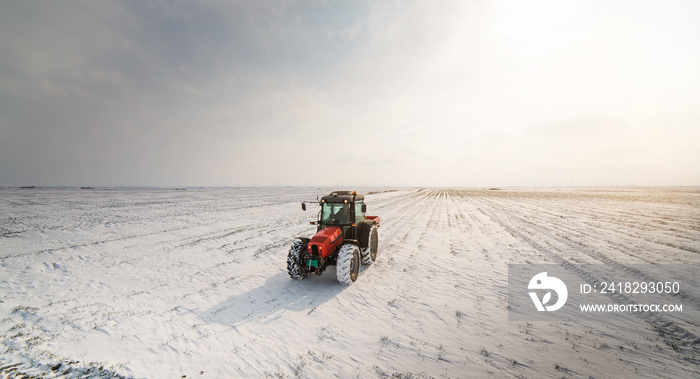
[0,191,331,337]
[1,203,307,261]
[0,187,329,260]
[477,191,700,257]
[361,190,452,328]
[2,187,699,378]
[371,189,433,252]
[456,190,700,361]
[25,223,316,324]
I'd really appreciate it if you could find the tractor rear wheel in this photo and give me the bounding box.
[287,240,308,280]
[361,224,378,265]
[336,243,360,284]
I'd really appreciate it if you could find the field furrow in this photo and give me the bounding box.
[1,187,698,378]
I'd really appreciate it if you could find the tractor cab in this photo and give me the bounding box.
[318,191,366,241]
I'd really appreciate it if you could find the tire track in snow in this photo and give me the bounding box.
[372,189,433,252]
[366,190,456,332]
[458,190,700,361]
[484,191,700,258]
[1,198,323,343]
[4,188,698,378]
[0,188,326,260]
[464,191,700,305]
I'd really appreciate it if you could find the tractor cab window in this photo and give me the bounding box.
[354,200,364,225]
[321,203,353,225]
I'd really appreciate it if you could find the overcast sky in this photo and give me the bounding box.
[1,1,698,187]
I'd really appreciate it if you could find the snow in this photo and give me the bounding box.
[1,187,699,378]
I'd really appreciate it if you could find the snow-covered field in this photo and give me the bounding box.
[1,187,699,378]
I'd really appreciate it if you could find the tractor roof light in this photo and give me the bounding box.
[344,199,348,203]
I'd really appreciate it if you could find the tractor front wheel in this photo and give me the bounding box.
[287,240,309,280]
[336,244,360,284]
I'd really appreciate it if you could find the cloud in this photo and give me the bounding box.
[0,1,699,186]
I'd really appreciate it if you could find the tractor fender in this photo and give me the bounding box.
[295,237,310,245]
[359,220,376,248]
[341,239,361,248]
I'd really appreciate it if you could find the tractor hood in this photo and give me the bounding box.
[310,226,342,244]
[308,227,343,258]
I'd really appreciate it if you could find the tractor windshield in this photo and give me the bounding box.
[321,203,353,225]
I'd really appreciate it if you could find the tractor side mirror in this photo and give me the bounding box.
[301,203,306,211]
[361,204,367,213]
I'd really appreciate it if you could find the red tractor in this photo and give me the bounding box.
[287,191,380,284]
